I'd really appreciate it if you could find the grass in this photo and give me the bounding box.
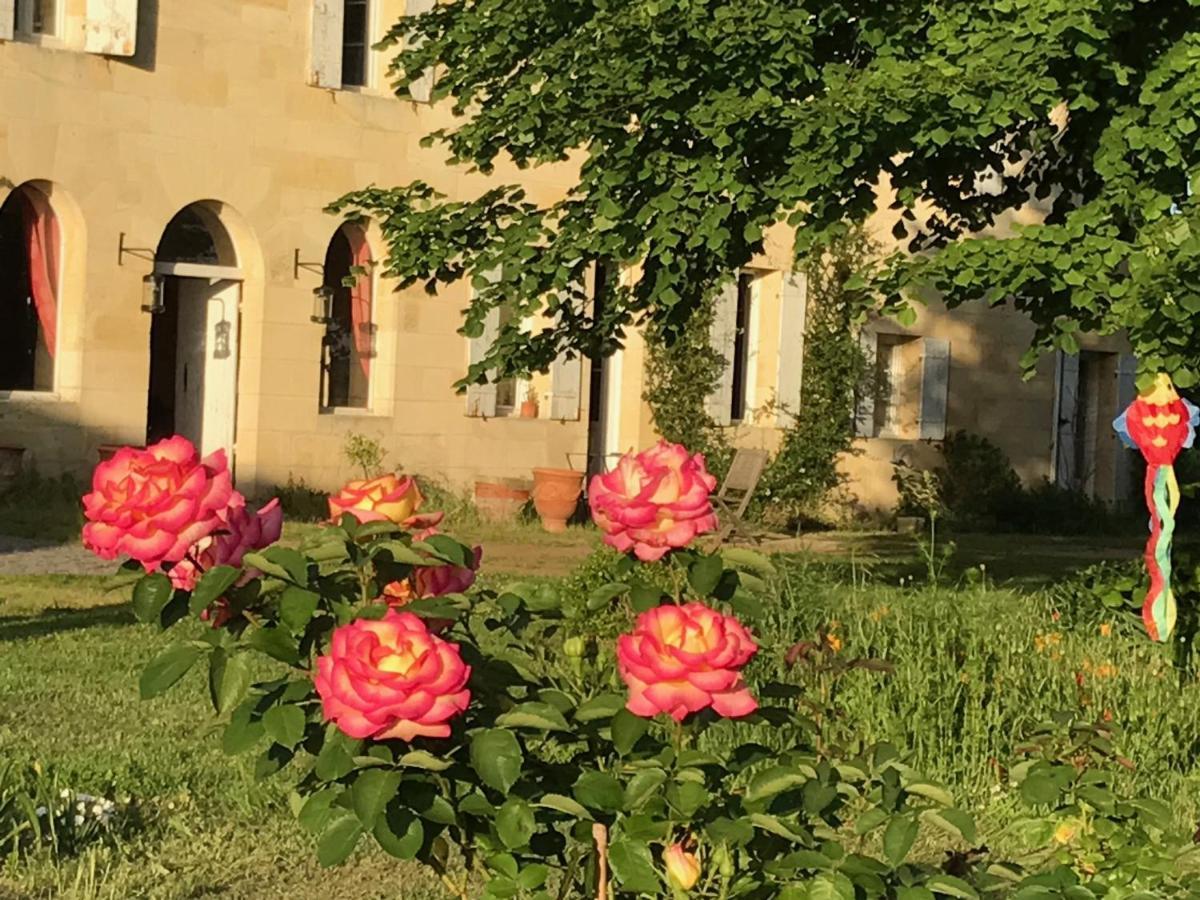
[0,576,445,899]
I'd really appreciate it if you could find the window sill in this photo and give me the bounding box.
[466,414,580,424]
[320,406,382,417]
[11,32,67,50]
[0,390,62,403]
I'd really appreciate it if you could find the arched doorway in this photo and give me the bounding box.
[319,224,373,410]
[0,183,61,392]
[146,203,243,460]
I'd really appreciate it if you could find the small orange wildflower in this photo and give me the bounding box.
[825,633,843,653]
[1099,623,1113,637]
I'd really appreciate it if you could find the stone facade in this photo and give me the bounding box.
[0,0,1134,513]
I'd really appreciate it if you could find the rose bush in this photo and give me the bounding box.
[82,436,241,572]
[328,474,443,529]
[589,441,718,561]
[100,437,1156,898]
[314,609,471,741]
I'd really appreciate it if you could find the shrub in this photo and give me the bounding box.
[935,430,1023,528]
[756,227,875,530]
[271,475,330,523]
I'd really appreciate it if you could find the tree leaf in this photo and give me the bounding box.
[470,729,523,794]
[496,797,536,850]
[351,769,402,828]
[687,552,725,596]
[247,626,301,666]
[373,803,424,860]
[496,701,571,732]
[575,693,625,722]
[263,705,306,748]
[537,793,593,820]
[883,814,919,867]
[190,565,241,615]
[279,586,321,633]
[140,643,202,699]
[607,838,660,894]
[132,573,174,625]
[610,708,649,755]
[573,771,624,813]
[208,647,250,714]
[317,813,363,868]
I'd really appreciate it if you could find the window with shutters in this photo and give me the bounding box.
[14,0,59,36]
[707,271,760,426]
[319,225,373,411]
[729,273,755,422]
[341,0,371,87]
[856,333,949,441]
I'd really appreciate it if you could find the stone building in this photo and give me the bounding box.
[0,0,1135,513]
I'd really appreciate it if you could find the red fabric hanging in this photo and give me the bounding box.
[349,233,372,383]
[21,191,59,360]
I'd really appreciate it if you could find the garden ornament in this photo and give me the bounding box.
[1114,372,1200,642]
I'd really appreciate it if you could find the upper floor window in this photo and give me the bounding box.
[311,0,434,99]
[14,0,56,36]
[341,0,370,87]
[0,184,60,392]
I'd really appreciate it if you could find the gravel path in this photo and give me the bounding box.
[0,537,116,576]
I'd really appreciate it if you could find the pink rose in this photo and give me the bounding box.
[168,498,284,592]
[82,436,243,572]
[588,441,718,561]
[328,474,444,530]
[314,610,471,741]
[617,602,758,721]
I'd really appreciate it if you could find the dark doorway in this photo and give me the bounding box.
[146,278,181,444]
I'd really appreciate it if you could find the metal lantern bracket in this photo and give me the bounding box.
[294,248,325,280]
[118,232,156,266]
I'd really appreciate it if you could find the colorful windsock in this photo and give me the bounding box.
[1114,373,1199,643]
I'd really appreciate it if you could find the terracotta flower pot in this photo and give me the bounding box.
[474,479,531,522]
[531,467,584,533]
[519,400,539,418]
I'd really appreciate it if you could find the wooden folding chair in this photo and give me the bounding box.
[713,448,769,545]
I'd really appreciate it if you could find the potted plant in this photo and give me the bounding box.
[531,465,584,532]
[519,386,539,419]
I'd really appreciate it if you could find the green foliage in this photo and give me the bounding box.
[341,433,387,480]
[894,432,1126,535]
[334,2,1200,391]
[757,228,874,529]
[0,471,84,543]
[643,292,732,479]
[934,431,1024,529]
[271,475,330,523]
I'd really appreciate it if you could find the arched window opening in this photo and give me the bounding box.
[0,184,60,392]
[320,225,373,410]
[157,206,227,265]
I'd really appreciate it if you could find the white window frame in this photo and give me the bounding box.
[339,0,378,91]
[14,0,64,44]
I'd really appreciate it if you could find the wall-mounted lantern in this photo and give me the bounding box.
[311,285,335,324]
[141,273,165,314]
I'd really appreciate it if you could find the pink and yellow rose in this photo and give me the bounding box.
[329,474,444,530]
[314,610,471,741]
[617,602,758,721]
[383,537,483,608]
[169,498,284,592]
[664,843,702,891]
[588,441,718,561]
[82,436,243,572]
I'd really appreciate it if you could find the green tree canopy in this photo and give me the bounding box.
[332,0,1200,389]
